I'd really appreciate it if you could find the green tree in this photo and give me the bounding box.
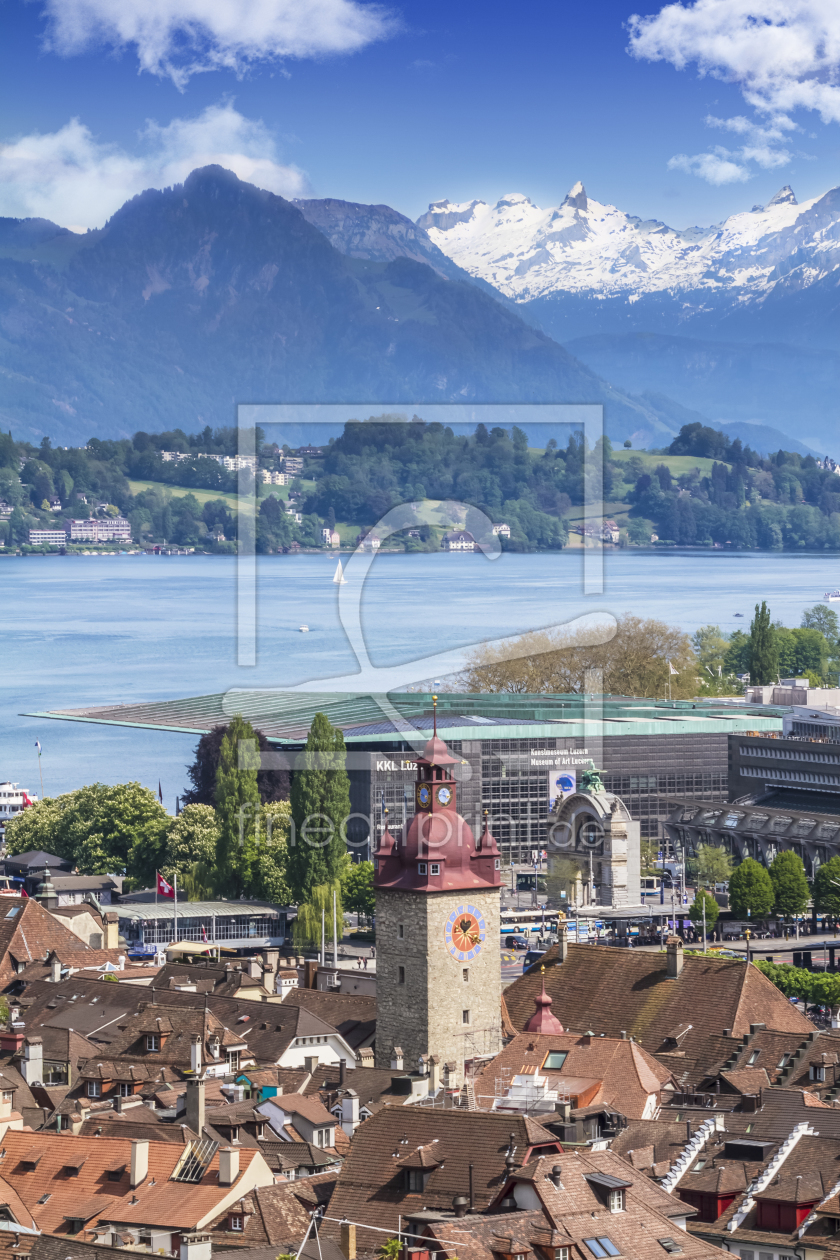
[214,714,261,898]
[802,604,839,644]
[756,959,813,1001]
[723,629,751,675]
[696,844,733,887]
[729,857,775,919]
[293,880,344,947]
[688,888,720,934]
[810,971,840,1020]
[252,801,293,904]
[343,861,375,922]
[813,856,840,916]
[287,713,352,902]
[749,600,778,685]
[161,804,220,884]
[640,839,660,876]
[6,782,169,882]
[691,625,730,677]
[769,850,810,920]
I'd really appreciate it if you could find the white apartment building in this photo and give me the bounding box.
[0,783,38,839]
[28,529,67,546]
[262,470,291,485]
[283,457,304,475]
[159,451,257,472]
[65,518,132,543]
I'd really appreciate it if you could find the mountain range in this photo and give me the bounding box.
[417,182,840,450]
[0,168,704,449]
[1,166,836,453]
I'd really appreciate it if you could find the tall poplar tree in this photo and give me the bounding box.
[214,714,261,897]
[749,600,778,685]
[288,713,352,902]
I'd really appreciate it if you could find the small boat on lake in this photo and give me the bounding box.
[824,591,840,602]
[333,559,347,585]
[299,625,309,632]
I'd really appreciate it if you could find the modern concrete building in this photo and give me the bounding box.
[27,692,783,863]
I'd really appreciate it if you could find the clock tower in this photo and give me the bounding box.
[373,705,502,1076]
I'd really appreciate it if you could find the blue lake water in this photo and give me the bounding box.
[2,549,836,808]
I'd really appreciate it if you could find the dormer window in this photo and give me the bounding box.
[811,1064,826,1082]
[430,864,440,875]
[418,863,427,875]
[146,1034,160,1052]
[608,1189,625,1213]
[87,1081,101,1098]
[230,1216,243,1232]
[747,1050,760,1065]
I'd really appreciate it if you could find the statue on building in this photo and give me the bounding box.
[579,760,605,795]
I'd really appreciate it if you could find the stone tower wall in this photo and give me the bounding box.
[374,886,501,1073]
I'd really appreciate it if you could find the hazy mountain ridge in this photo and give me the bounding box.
[0,166,682,447]
[418,182,840,449]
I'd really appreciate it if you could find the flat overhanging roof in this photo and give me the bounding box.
[22,691,786,745]
[115,901,284,921]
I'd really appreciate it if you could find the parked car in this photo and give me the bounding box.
[505,935,529,950]
[523,948,547,972]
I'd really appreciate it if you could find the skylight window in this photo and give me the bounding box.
[584,1240,620,1258]
[544,1051,568,1070]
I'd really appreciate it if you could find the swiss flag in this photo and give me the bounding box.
[21,793,33,808]
[156,872,175,899]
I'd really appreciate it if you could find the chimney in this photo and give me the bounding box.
[339,1058,346,1086]
[452,1196,469,1218]
[391,1047,404,1071]
[186,1077,205,1135]
[20,1037,43,1085]
[666,937,684,978]
[104,913,120,950]
[556,916,569,963]
[190,1034,202,1074]
[50,955,62,984]
[341,1089,360,1136]
[549,1164,563,1189]
[340,1222,357,1260]
[428,1057,441,1092]
[179,1234,212,1260]
[218,1147,239,1187]
[304,1055,320,1074]
[248,957,262,980]
[130,1139,149,1188]
[209,1035,220,1060]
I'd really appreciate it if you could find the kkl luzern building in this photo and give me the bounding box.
[29,691,784,862]
[373,727,503,1076]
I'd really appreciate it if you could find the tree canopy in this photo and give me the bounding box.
[728,857,775,919]
[769,850,810,919]
[288,713,352,902]
[813,856,840,916]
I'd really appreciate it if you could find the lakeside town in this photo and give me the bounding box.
[5,624,840,1260]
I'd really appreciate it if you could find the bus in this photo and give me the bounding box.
[500,909,559,940]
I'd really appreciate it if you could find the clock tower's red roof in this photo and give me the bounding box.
[374,729,501,894]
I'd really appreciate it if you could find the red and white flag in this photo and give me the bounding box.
[201,925,208,942]
[156,871,175,899]
[21,793,33,808]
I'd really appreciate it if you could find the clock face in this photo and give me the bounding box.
[417,784,431,807]
[437,786,452,806]
[445,905,486,961]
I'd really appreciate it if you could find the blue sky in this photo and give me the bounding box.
[1,0,839,230]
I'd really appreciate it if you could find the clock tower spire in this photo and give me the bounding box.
[373,720,502,1077]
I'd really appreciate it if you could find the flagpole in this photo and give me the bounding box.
[174,872,178,948]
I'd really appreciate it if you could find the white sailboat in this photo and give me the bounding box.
[333,559,347,585]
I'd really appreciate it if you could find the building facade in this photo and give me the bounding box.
[65,518,131,543]
[28,529,66,546]
[374,728,502,1075]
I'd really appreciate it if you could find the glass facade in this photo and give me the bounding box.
[350,730,731,864]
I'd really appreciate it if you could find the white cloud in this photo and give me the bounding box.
[627,1,840,124]
[667,148,752,183]
[42,0,396,88]
[0,102,309,229]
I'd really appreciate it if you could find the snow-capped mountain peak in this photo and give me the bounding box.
[419,182,831,303]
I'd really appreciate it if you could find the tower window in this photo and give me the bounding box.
[495,859,501,869]
[462,1010,471,1025]
[418,863,427,874]
[430,863,440,875]
[398,924,404,939]
[398,966,405,984]
[462,969,469,983]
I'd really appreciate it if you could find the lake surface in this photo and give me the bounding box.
[2,549,836,807]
